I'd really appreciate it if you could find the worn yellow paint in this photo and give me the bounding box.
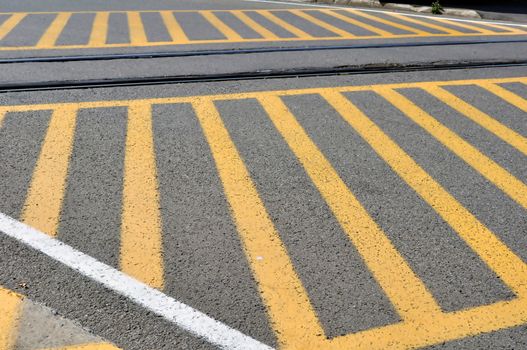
[387,13,463,35]
[377,88,527,211]
[479,82,527,114]
[347,9,429,35]
[425,85,527,156]
[192,98,325,349]
[257,10,311,39]
[201,11,242,40]
[127,12,148,45]
[88,12,109,46]
[433,17,494,34]
[0,287,23,350]
[36,12,71,47]
[21,106,77,237]
[42,342,122,350]
[0,13,26,40]
[231,10,278,39]
[321,10,392,36]
[290,10,353,37]
[120,103,164,289]
[259,95,442,324]
[160,11,188,43]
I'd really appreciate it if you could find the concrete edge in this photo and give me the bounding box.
[298,0,482,19]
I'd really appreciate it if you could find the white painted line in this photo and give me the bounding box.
[0,212,273,350]
[244,0,527,28]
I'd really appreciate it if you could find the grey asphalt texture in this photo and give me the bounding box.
[1,0,527,349]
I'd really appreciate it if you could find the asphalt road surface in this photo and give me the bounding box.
[0,0,526,349]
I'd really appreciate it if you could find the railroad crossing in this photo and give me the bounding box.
[1,0,526,349]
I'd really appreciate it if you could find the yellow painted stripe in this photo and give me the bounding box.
[433,18,494,34]
[0,31,523,51]
[192,98,325,349]
[36,12,71,47]
[160,11,188,43]
[22,106,77,237]
[347,9,430,35]
[257,10,311,39]
[0,13,26,41]
[1,77,527,113]
[258,95,442,322]
[127,12,148,45]
[476,22,526,34]
[231,10,278,39]
[290,10,353,37]
[321,10,392,36]
[0,287,23,350]
[88,12,109,46]
[479,82,527,114]
[328,298,527,350]
[201,11,242,40]
[322,90,527,300]
[0,110,6,128]
[425,85,527,156]
[387,13,462,35]
[377,88,527,211]
[121,103,164,289]
[43,342,122,350]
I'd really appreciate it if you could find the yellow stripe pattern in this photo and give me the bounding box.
[0,287,23,350]
[4,76,527,349]
[121,103,164,289]
[0,9,523,50]
[22,106,77,237]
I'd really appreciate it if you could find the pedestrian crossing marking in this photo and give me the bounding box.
[377,87,527,210]
[231,10,278,39]
[160,10,189,44]
[0,9,524,51]
[88,12,109,46]
[259,95,443,322]
[121,103,164,289]
[425,85,527,156]
[323,90,527,298]
[1,77,527,349]
[480,21,526,34]
[21,106,77,237]
[385,13,463,35]
[289,10,354,37]
[346,9,429,35]
[192,98,325,349]
[321,9,393,36]
[479,82,527,114]
[433,17,494,34]
[257,10,312,39]
[201,11,243,41]
[0,13,26,41]
[127,12,148,45]
[36,12,72,48]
